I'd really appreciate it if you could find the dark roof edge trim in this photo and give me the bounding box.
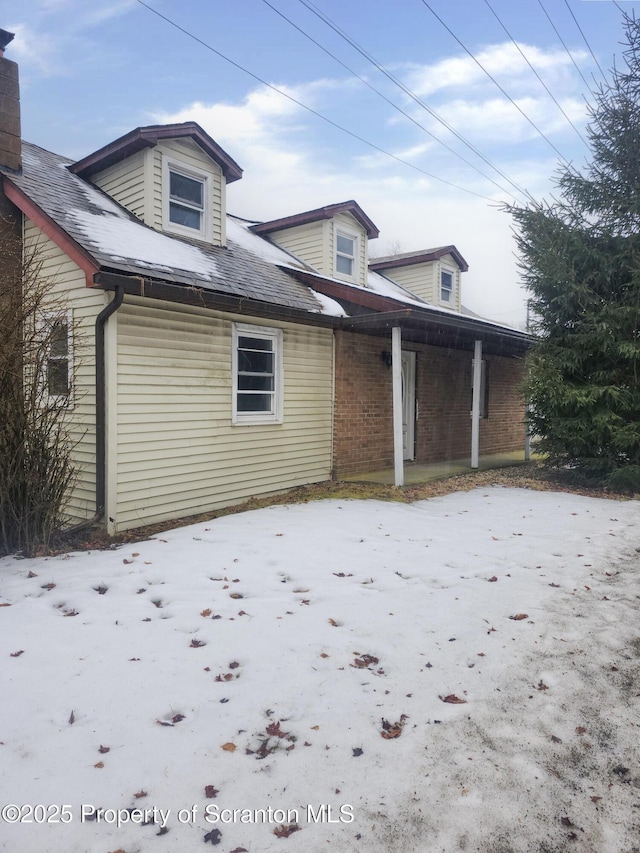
[369,245,469,272]
[70,123,243,183]
[250,200,379,239]
[93,270,341,328]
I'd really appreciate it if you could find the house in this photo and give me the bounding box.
[0,31,529,534]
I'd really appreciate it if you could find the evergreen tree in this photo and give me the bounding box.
[510,10,640,490]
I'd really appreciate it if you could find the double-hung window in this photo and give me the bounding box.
[232,324,283,424]
[163,159,208,239]
[43,311,73,402]
[335,232,356,278]
[440,269,454,304]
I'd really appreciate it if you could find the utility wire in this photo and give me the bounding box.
[297,0,532,199]
[537,0,593,91]
[482,0,589,146]
[261,0,524,201]
[133,0,496,201]
[564,0,606,81]
[420,0,574,168]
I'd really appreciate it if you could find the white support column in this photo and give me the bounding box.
[392,326,404,487]
[471,339,482,469]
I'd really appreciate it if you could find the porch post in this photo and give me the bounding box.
[392,326,404,487]
[471,339,482,469]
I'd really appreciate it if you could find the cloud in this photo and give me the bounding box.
[405,42,590,98]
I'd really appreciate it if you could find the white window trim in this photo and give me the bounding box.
[162,157,210,240]
[41,308,74,407]
[232,323,283,425]
[334,228,359,282]
[439,266,455,306]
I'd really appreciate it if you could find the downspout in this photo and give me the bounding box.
[95,285,124,522]
[64,285,124,533]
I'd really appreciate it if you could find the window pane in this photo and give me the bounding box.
[170,171,203,207]
[169,202,201,230]
[238,336,273,351]
[48,360,69,396]
[238,350,273,373]
[50,321,68,358]
[336,254,353,275]
[237,393,273,412]
[337,234,354,255]
[238,374,274,391]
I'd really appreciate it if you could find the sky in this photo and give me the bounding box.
[3,0,640,327]
[1,487,639,852]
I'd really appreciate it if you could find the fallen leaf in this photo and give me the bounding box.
[311,725,320,730]
[156,826,169,836]
[561,817,574,827]
[320,653,329,659]
[190,639,206,648]
[123,559,133,565]
[536,681,549,691]
[439,694,467,704]
[203,828,222,844]
[98,745,110,754]
[380,715,408,739]
[229,593,243,599]
[266,721,289,737]
[333,572,353,577]
[41,583,55,591]
[551,735,562,744]
[549,583,560,588]
[576,726,586,735]
[352,653,379,668]
[133,789,147,799]
[221,742,237,752]
[591,796,602,803]
[172,714,185,724]
[328,618,339,627]
[94,762,104,769]
[68,710,75,725]
[10,650,24,658]
[204,785,219,799]
[201,608,212,617]
[229,661,240,669]
[509,613,528,621]
[487,576,498,582]
[27,571,38,578]
[352,747,363,757]
[273,824,300,838]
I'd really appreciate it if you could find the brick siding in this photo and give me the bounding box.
[333,330,526,477]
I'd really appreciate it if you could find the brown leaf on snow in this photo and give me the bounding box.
[273,823,300,838]
[229,661,240,669]
[221,742,237,752]
[440,694,467,704]
[94,761,104,769]
[201,608,212,617]
[204,785,219,799]
[230,849,248,853]
[229,593,243,599]
[134,789,147,799]
[549,583,560,588]
[27,571,38,578]
[328,618,339,626]
[380,715,408,739]
[215,673,234,682]
[561,817,574,827]
[333,572,353,577]
[41,583,56,591]
[536,681,549,691]
[575,726,587,735]
[172,714,185,724]
[10,650,24,657]
[551,735,562,744]
[320,653,329,658]
[352,653,379,668]
[591,796,602,803]
[487,576,498,582]
[266,721,289,738]
[98,745,110,754]
[190,639,206,648]
[509,613,528,621]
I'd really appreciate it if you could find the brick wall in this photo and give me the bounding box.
[333,330,526,476]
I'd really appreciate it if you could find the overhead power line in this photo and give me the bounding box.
[296,0,531,200]
[419,0,574,168]
[482,0,589,146]
[261,0,524,200]
[133,0,497,201]
[564,0,606,81]
[537,0,593,91]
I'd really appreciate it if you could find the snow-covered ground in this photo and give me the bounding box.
[1,487,639,853]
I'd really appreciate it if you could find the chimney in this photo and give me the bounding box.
[0,29,21,171]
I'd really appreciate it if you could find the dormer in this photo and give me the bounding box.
[69,123,242,247]
[369,246,468,311]
[251,200,379,287]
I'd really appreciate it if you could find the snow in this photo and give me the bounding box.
[308,289,348,317]
[69,210,221,280]
[226,217,309,270]
[1,487,639,853]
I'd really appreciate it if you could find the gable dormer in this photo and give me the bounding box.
[251,200,379,287]
[369,246,468,311]
[69,123,242,247]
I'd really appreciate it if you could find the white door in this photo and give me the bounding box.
[401,351,416,461]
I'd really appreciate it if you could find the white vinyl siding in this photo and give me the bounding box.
[268,221,325,270]
[114,298,333,530]
[23,221,107,525]
[90,150,146,221]
[380,256,461,311]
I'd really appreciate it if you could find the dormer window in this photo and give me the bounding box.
[163,158,209,239]
[440,269,454,304]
